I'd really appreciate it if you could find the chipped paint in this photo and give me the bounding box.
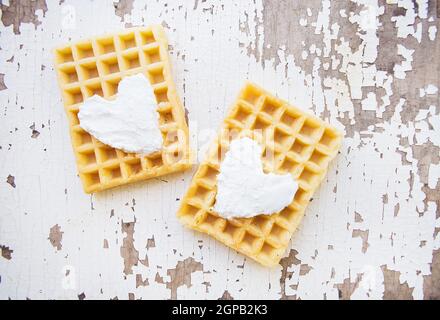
[219,290,234,300]
[113,0,134,26]
[146,236,155,250]
[428,25,437,40]
[135,274,149,288]
[6,174,15,188]
[0,245,13,260]
[419,84,438,97]
[166,257,203,300]
[29,123,40,138]
[120,219,139,275]
[279,249,300,300]
[334,274,363,300]
[394,44,414,79]
[423,248,440,299]
[381,265,414,299]
[352,229,370,253]
[48,224,63,251]
[0,0,438,300]
[0,73,7,90]
[0,0,48,34]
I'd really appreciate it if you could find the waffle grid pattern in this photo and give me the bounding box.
[177,82,342,267]
[53,26,191,193]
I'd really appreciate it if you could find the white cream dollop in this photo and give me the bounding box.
[213,137,298,219]
[78,73,163,155]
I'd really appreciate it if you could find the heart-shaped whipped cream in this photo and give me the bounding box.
[213,137,298,219]
[78,73,163,155]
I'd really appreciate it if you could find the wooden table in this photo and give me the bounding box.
[0,0,439,300]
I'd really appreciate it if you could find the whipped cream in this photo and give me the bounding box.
[78,73,163,155]
[213,137,298,219]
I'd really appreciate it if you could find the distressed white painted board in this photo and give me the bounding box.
[0,0,439,300]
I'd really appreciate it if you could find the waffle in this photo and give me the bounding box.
[53,25,191,193]
[177,82,342,267]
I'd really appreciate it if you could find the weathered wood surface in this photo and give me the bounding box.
[0,0,439,300]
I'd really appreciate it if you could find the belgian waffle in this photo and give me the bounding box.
[53,25,191,193]
[177,82,342,267]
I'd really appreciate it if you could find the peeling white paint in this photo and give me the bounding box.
[428,25,437,41]
[415,0,428,19]
[361,92,377,111]
[419,84,438,97]
[302,50,308,60]
[391,0,421,40]
[394,44,414,80]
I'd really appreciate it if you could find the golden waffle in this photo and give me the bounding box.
[177,82,342,267]
[53,25,191,193]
